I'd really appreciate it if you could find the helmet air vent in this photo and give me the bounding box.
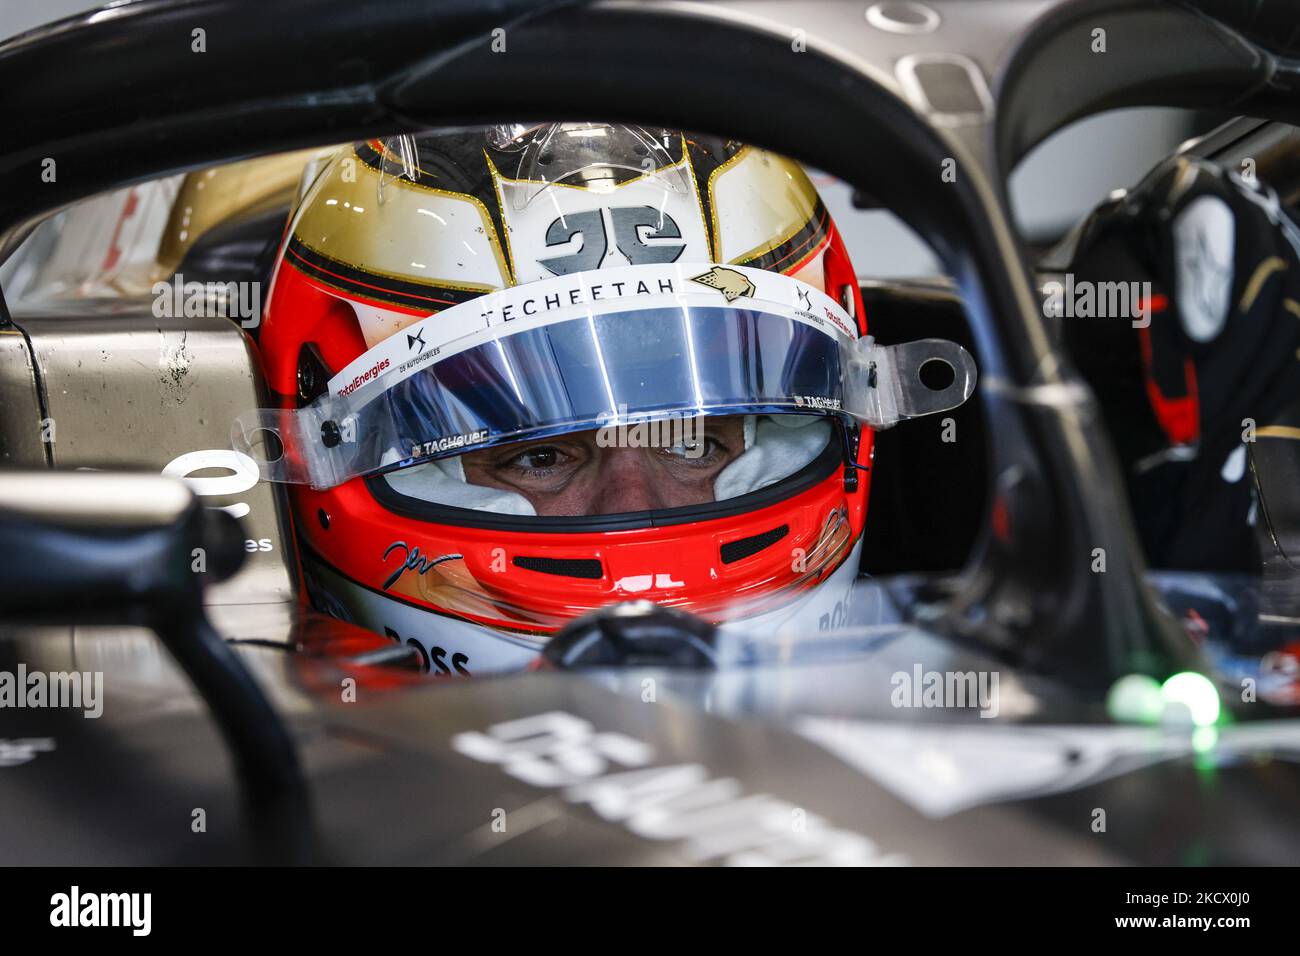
[513,555,604,579]
[720,525,789,564]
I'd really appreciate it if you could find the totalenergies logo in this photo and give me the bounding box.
[337,357,391,397]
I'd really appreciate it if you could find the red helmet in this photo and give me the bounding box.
[246,123,967,674]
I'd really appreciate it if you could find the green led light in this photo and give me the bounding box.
[1161,672,1221,727]
[1106,673,1164,724]
[1192,725,1218,754]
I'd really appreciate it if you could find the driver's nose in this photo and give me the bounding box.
[588,447,670,514]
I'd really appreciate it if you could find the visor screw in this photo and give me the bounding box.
[321,420,342,448]
[297,362,317,402]
[318,509,330,530]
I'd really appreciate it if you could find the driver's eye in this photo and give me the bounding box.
[509,446,566,470]
[661,437,721,461]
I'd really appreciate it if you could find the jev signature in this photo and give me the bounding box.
[381,541,463,591]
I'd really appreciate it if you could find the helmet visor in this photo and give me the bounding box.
[236,262,975,489]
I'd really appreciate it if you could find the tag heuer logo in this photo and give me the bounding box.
[691,266,756,302]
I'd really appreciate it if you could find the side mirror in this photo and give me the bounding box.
[0,471,313,864]
[0,471,243,622]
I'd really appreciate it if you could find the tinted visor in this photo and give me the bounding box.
[236,263,975,489]
[387,304,837,451]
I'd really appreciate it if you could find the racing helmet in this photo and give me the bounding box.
[245,123,973,674]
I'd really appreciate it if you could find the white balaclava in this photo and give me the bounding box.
[383,414,833,514]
